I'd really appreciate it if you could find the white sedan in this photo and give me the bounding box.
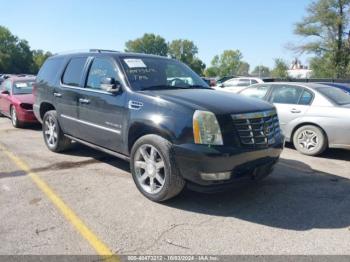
[213,77,264,93]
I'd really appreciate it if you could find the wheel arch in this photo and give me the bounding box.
[39,102,56,120]
[127,122,174,154]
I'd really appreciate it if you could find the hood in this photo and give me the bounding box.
[144,89,274,115]
[12,94,34,104]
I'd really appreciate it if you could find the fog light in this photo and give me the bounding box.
[200,172,231,181]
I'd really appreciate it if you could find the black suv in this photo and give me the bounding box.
[34,50,283,202]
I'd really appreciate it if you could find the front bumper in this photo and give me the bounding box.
[17,108,38,123]
[173,141,283,192]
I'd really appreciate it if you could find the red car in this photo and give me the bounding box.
[0,76,38,128]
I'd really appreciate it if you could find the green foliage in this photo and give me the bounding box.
[0,26,53,74]
[168,39,206,75]
[251,65,271,77]
[236,62,250,76]
[204,67,219,77]
[31,49,52,73]
[294,0,350,78]
[0,26,33,74]
[271,59,289,78]
[206,50,249,77]
[309,55,336,78]
[125,33,168,56]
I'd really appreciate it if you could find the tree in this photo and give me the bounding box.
[168,39,205,75]
[236,62,250,76]
[251,65,271,77]
[271,58,289,78]
[125,33,168,56]
[206,50,247,77]
[0,26,33,74]
[309,55,335,77]
[31,49,52,73]
[293,0,350,78]
[204,67,219,77]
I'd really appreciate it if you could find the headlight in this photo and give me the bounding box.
[193,110,223,145]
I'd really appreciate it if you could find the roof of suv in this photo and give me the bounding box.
[52,51,171,60]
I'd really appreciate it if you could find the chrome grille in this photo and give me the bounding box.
[232,110,280,148]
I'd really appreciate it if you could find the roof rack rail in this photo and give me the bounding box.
[89,49,120,53]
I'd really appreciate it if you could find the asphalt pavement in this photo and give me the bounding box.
[0,117,350,256]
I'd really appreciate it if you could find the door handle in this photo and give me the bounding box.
[290,108,301,114]
[53,92,62,98]
[79,98,90,104]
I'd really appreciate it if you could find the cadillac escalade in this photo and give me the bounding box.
[34,50,284,202]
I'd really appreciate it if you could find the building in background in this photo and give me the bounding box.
[287,58,312,79]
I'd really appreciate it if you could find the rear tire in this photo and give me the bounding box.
[293,125,327,156]
[130,135,185,202]
[10,106,22,128]
[42,110,71,152]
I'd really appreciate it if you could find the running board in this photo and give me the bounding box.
[64,134,130,162]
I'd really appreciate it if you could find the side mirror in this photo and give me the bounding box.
[1,90,10,95]
[100,77,121,94]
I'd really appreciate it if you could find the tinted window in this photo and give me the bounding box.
[86,58,118,90]
[223,79,238,87]
[62,57,87,87]
[240,85,270,99]
[251,79,258,84]
[237,79,251,86]
[37,58,65,85]
[271,85,303,104]
[299,90,313,105]
[317,87,350,105]
[13,80,34,95]
[4,80,12,92]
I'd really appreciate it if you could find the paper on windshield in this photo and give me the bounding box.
[124,59,147,68]
[15,83,29,88]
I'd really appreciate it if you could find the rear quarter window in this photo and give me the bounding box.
[37,58,65,86]
[298,90,314,105]
[62,57,88,87]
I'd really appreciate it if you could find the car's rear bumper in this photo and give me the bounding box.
[173,141,283,192]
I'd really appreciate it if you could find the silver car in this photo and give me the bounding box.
[238,82,350,156]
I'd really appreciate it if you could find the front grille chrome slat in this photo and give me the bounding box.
[232,110,280,148]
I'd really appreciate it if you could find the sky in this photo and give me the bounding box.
[0,0,314,70]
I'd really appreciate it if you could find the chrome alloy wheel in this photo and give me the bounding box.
[11,107,17,126]
[44,115,58,147]
[134,144,166,194]
[297,130,318,151]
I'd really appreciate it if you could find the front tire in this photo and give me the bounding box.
[293,125,327,156]
[42,110,71,152]
[130,135,185,202]
[10,106,22,128]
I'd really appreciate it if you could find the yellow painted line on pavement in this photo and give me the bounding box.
[0,143,119,262]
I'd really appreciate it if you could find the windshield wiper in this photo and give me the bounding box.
[141,85,201,91]
[141,85,182,91]
[186,85,211,89]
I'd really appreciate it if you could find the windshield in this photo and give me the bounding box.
[13,80,34,95]
[120,56,210,91]
[317,86,350,105]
